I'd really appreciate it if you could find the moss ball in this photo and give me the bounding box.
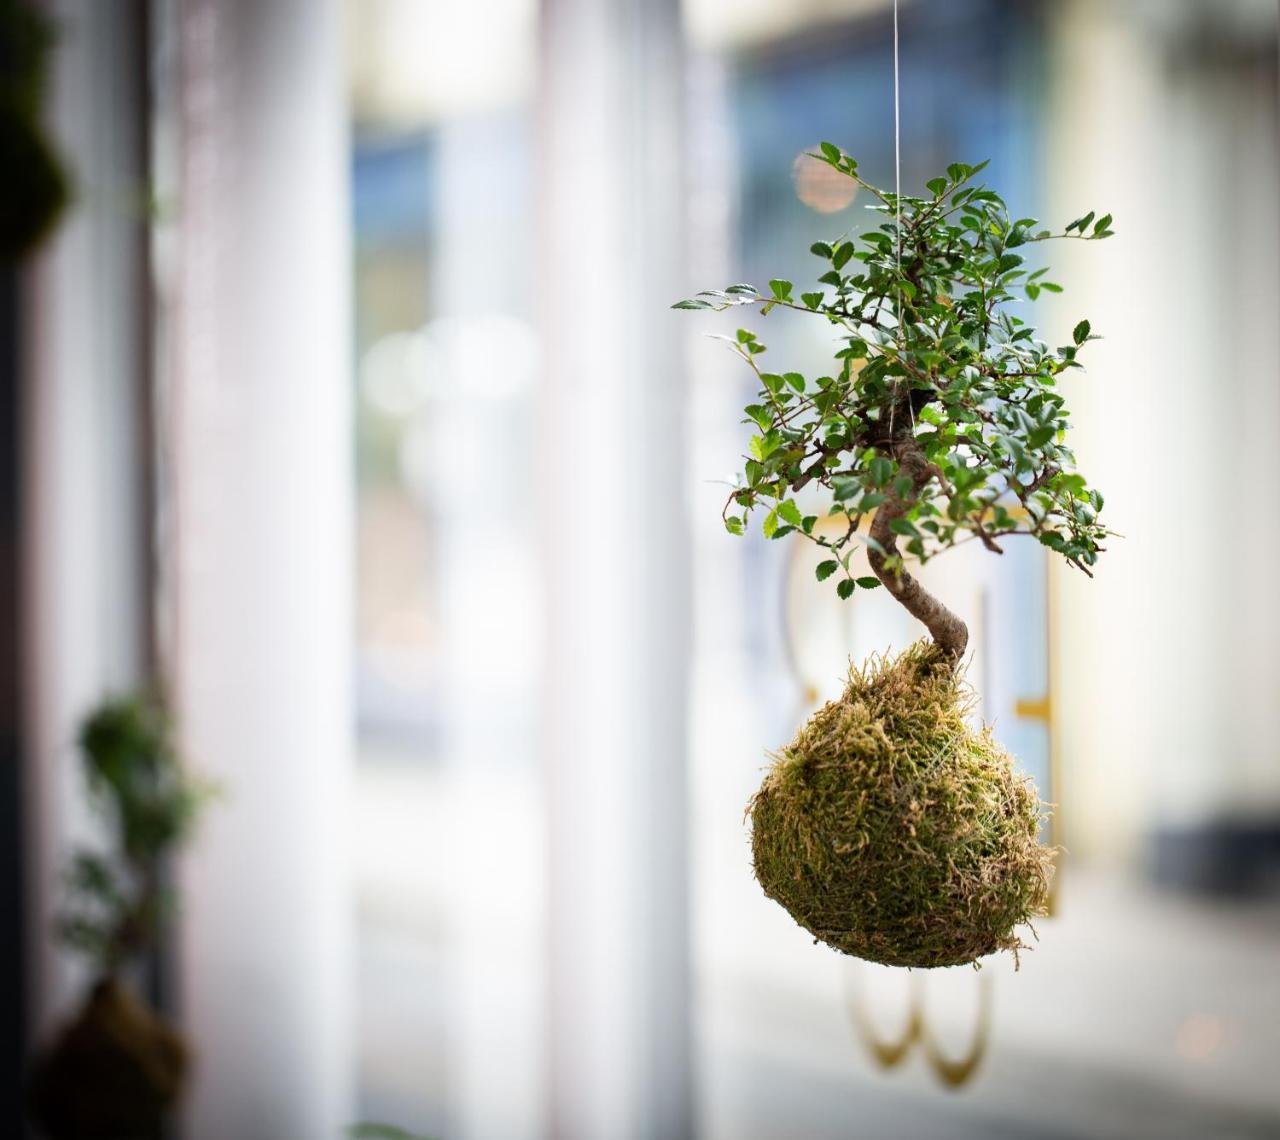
[750,641,1053,968]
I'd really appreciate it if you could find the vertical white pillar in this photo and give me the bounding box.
[431,121,546,1140]
[24,0,150,1043]
[168,2,353,1137]
[539,1,693,1137]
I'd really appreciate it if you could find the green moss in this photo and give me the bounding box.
[750,641,1053,968]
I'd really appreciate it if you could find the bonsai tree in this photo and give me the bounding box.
[676,143,1111,661]
[676,144,1113,968]
[29,695,210,1140]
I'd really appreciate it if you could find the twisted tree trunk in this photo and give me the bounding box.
[867,436,969,662]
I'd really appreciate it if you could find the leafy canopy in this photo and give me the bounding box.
[675,143,1113,599]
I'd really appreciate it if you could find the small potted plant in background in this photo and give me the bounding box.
[28,695,211,1140]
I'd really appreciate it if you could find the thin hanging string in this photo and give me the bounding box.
[890,0,913,438]
[893,0,901,278]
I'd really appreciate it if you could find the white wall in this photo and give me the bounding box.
[539,0,694,1136]
[161,1,355,1136]
[1047,0,1280,859]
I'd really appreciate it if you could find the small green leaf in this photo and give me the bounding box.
[778,500,803,528]
[750,429,782,459]
[1073,319,1091,344]
[855,576,882,589]
[672,299,711,310]
[832,242,854,270]
[724,517,744,536]
[815,560,839,581]
[810,241,833,258]
[762,509,779,539]
[1067,210,1095,234]
[926,177,948,196]
[836,578,855,600]
[758,436,787,464]
[769,279,793,300]
[819,141,841,163]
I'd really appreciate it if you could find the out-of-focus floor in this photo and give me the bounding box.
[353,758,1280,1140]
[699,876,1280,1140]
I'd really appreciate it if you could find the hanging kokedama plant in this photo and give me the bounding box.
[676,144,1113,968]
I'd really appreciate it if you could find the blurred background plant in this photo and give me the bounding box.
[0,0,69,260]
[56,696,211,979]
[26,697,211,1140]
[347,1122,437,1140]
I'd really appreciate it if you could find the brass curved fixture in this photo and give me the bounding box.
[843,965,993,1089]
[842,967,922,1070]
[918,969,993,1088]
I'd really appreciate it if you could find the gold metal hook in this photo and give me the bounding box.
[918,968,993,1088]
[843,964,993,1088]
[842,965,923,1070]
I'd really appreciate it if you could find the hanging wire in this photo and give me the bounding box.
[889,0,911,436]
[893,0,901,271]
